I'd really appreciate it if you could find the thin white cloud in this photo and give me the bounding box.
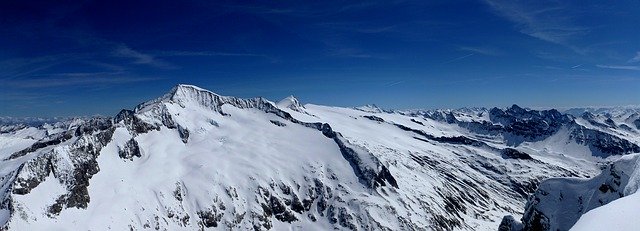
[483,0,588,53]
[156,51,270,58]
[596,65,640,71]
[385,80,405,87]
[444,53,474,64]
[458,46,502,56]
[6,75,163,88]
[0,54,80,79]
[113,45,176,69]
[629,51,640,63]
[330,48,389,59]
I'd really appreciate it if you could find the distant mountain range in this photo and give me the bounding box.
[1,84,638,230]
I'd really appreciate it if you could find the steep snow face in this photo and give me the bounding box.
[571,153,640,231]
[276,95,306,113]
[1,85,639,230]
[500,154,640,231]
[570,189,640,231]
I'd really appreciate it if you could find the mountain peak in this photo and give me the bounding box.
[277,95,305,112]
[506,104,525,113]
[168,84,221,100]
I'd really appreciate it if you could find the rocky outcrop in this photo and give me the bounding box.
[118,138,141,160]
[7,131,74,160]
[570,123,640,157]
[114,109,158,134]
[363,115,384,122]
[501,148,533,160]
[5,123,115,226]
[502,154,640,231]
[489,105,572,142]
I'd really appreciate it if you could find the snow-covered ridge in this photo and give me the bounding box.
[1,84,639,230]
[136,84,279,115]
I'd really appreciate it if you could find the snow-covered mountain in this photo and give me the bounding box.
[1,84,638,230]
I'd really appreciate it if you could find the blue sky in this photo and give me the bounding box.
[1,0,639,117]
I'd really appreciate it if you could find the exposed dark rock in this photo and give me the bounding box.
[197,209,223,228]
[173,184,183,202]
[7,131,73,160]
[118,138,141,160]
[604,118,617,128]
[47,195,66,217]
[432,136,485,147]
[177,125,189,144]
[298,122,398,189]
[444,112,458,124]
[269,120,286,127]
[410,119,424,126]
[501,148,533,160]
[363,115,384,122]
[490,105,572,142]
[581,112,613,129]
[74,117,112,136]
[570,123,640,157]
[115,109,158,134]
[12,153,55,195]
[396,123,486,147]
[17,125,115,218]
[619,124,634,132]
[514,159,630,231]
[498,215,522,231]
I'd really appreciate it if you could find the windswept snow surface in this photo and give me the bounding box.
[1,85,639,230]
[570,190,640,231]
[570,153,640,231]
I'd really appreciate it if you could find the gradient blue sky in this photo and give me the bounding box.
[1,0,639,117]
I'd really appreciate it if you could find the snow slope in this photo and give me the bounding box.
[1,84,639,230]
[570,190,640,231]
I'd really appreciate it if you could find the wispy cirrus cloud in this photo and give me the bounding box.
[483,0,588,53]
[156,50,268,58]
[0,54,81,79]
[5,75,163,88]
[444,53,474,64]
[329,48,390,59]
[629,51,640,63]
[112,45,176,69]
[594,52,640,71]
[596,65,640,71]
[458,46,503,56]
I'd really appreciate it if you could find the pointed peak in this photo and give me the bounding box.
[581,111,596,120]
[170,84,219,97]
[509,104,523,110]
[277,95,305,112]
[281,95,299,103]
[135,84,223,113]
[163,84,229,104]
[505,104,528,114]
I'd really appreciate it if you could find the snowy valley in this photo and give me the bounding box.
[1,84,639,231]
